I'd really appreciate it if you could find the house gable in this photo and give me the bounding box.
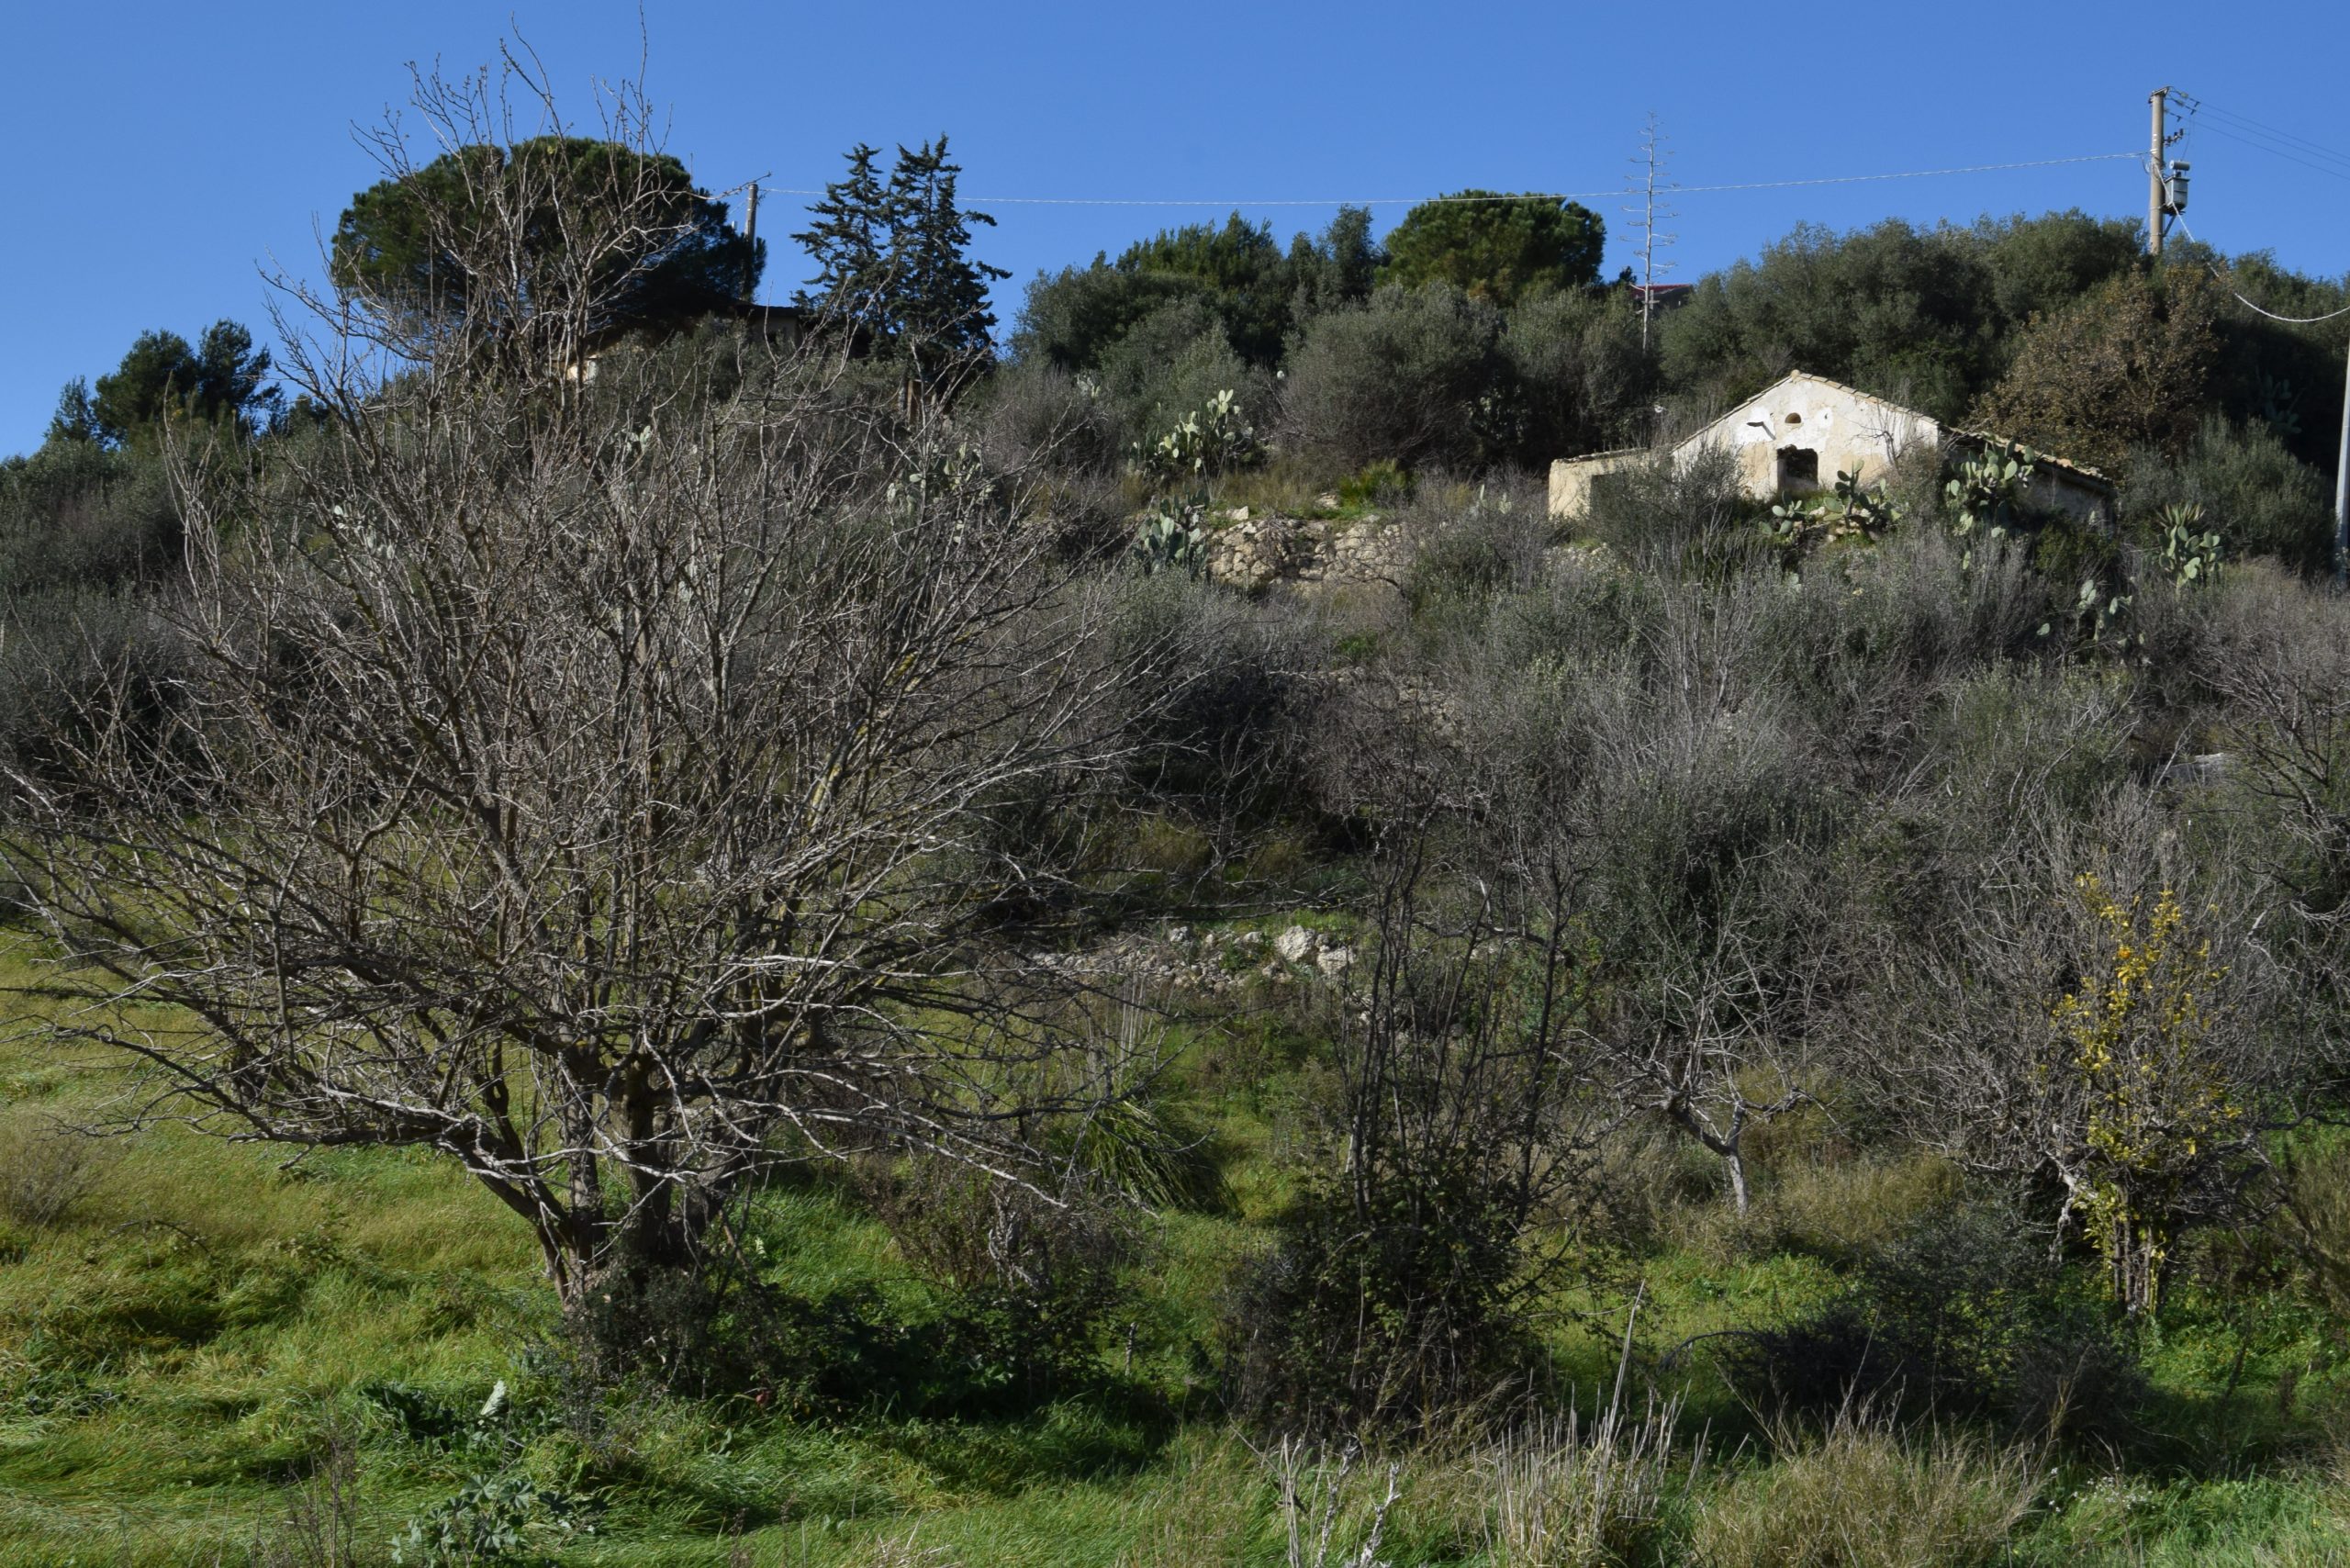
[1546,370,2117,528]
[1673,372,1944,497]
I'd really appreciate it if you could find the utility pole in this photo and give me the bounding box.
[2146,88,2191,258]
[741,181,761,302]
[2335,342,2349,588]
[1626,114,1677,352]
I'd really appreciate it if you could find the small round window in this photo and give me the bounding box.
[1784,411,1803,426]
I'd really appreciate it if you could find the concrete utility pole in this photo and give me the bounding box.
[742,182,761,302]
[2335,344,2349,588]
[2149,88,2168,257]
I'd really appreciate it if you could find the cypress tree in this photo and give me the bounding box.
[885,137,1010,386]
[792,142,891,342]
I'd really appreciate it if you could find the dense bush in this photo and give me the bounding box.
[1658,212,2142,422]
[0,587,187,784]
[1574,443,1758,577]
[1398,476,1551,618]
[977,359,1121,475]
[1091,297,1266,453]
[1499,287,1653,463]
[0,438,180,595]
[2127,413,2334,574]
[863,1152,1132,1404]
[1721,1200,2145,1438]
[1279,284,1508,472]
[1969,269,2221,478]
[1220,1152,1552,1433]
[1013,207,1382,376]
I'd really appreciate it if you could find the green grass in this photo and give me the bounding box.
[1,927,2346,1564]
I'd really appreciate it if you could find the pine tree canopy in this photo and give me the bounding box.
[330,136,760,334]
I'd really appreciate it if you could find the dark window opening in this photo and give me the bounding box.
[1776,445,1820,493]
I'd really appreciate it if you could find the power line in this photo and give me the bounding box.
[2180,118,2350,186]
[752,151,2139,211]
[2170,215,2350,325]
[2179,95,2350,175]
[2168,93,2350,185]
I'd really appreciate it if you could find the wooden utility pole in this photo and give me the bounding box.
[2149,88,2168,257]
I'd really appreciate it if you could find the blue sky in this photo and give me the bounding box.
[7,0,2348,455]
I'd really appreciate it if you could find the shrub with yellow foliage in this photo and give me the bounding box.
[2053,875,2247,1315]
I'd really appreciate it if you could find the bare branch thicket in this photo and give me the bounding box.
[1578,584,1823,1215]
[1224,669,1624,1427]
[2,61,1190,1303]
[2204,587,2350,969]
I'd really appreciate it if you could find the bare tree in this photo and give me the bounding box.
[2,60,1179,1303]
[1579,587,1819,1215]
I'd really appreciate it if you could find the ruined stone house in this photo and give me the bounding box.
[1548,370,2116,523]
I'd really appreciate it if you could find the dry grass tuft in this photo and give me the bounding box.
[0,1107,114,1229]
[1480,1396,1696,1567]
[1693,1405,2041,1568]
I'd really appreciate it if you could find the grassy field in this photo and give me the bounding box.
[1,933,2345,1567]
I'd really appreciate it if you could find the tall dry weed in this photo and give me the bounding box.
[1481,1396,1697,1567]
[1692,1404,2041,1568]
[0,1108,112,1228]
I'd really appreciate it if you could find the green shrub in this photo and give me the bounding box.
[1092,298,1266,453]
[1500,286,1653,464]
[1659,213,2141,425]
[862,1152,1132,1405]
[1279,283,1505,472]
[1337,458,1415,510]
[2127,415,2334,575]
[0,1111,111,1229]
[0,437,181,595]
[1577,443,1762,578]
[1219,1153,1547,1432]
[1720,1199,2143,1439]
[1401,480,1549,618]
[391,1471,578,1566]
[978,360,1119,475]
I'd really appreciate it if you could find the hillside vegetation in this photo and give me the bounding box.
[6,64,2350,1568]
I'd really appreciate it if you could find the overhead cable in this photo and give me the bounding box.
[753,151,2140,210]
[2170,216,2350,325]
[2168,93,2350,185]
[2181,119,2350,186]
[2179,95,2350,175]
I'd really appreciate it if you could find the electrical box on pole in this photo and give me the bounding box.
[2148,87,2188,257]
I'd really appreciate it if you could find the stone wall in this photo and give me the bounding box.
[1204,510,1411,592]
